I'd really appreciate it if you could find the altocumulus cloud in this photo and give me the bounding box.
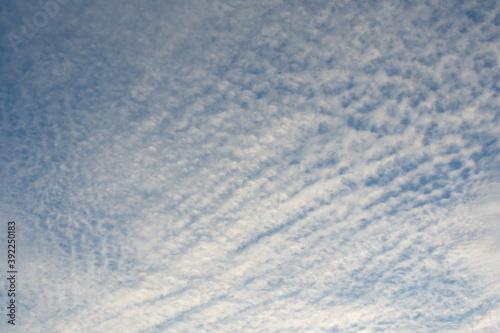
[0,0,499,332]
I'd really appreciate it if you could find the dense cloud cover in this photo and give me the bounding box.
[1,0,499,331]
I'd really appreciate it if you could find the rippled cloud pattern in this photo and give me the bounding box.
[1,0,499,332]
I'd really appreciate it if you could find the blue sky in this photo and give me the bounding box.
[0,0,499,332]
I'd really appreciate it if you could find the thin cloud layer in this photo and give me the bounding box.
[0,0,499,332]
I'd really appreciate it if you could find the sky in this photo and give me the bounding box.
[0,0,499,332]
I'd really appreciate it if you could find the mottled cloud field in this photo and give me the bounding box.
[0,0,499,332]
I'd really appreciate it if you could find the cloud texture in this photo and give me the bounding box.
[0,0,499,332]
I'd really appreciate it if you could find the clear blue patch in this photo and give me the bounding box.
[380,83,397,99]
[314,157,338,168]
[494,13,500,26]
[401,181,421,192]
[357,102,380,114]
[317,122,330,134]
[424,77,439,91]
[432,180,446,190]
[385,67,401,77]
[347,115,368,130]
[423,122,443,145]
[363,64,378,75]
[338,166,348,175]
[417,54,440,66]
[473,53,498,72]
[460,168,471,180]
[341,92,361,108]
[321,80,354,96]
[448,159,463,170]
[359,218,370,230]
[400,117,410,126]
[471,138,498,165]
[409,91,427,108]
[466,9,486,23]
[436,22,453,36]
[492,72,500,92]
[365,176,379,187]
